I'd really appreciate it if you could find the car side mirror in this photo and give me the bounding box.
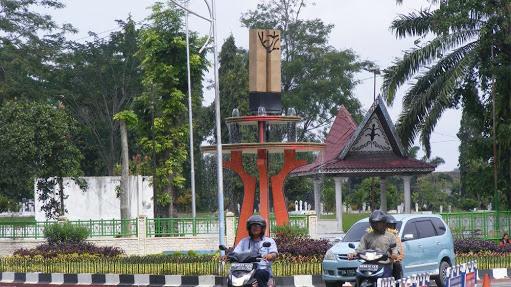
[402,234,414,241]
[348,243,356,249]
[219,245,227,251]
[263,242,271,248]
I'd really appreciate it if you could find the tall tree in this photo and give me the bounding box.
[113,111,138,220]
[216,35,249,142]
[241,0,370,140]
[0,101,83,218]
[381,0,511,207]
[135,3,207,216]
[55,18,142,175]
[457,79,494,206]
[0,0,74,102]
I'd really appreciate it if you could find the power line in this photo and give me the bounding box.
[433,131,457,139]
[70,19,147,43]
[430,139,459,144]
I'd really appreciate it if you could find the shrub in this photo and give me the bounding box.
[13,242,124,259]
[43,222,90,245]
[272,225,308,239]
[454,239,511,254]
[0,194,18,212]
[274,231,331,257]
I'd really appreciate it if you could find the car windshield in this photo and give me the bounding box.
[342,221,403,242]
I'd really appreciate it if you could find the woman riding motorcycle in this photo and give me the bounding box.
[232,215,278,287]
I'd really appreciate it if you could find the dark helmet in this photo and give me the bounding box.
[246,215,267,234]
[369,210,387,224]
[386,215,397,225]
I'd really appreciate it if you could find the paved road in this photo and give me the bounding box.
[484,279,511,286]
[342,279,511,286]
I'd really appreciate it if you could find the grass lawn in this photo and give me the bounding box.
[320,213,370,231]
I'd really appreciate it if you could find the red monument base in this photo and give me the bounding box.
[224,149,307,244]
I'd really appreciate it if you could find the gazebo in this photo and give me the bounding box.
[292,97,435,232]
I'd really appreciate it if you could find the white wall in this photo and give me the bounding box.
[34,176,154,221]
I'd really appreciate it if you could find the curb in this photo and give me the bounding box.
[0,270,508,286]
[477,268,510,280]
[0,273,324,287]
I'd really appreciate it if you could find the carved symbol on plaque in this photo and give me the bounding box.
[258,30,280,54]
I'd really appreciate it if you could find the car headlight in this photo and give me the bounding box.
[324,250,337,261]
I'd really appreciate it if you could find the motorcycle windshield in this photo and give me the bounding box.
[229,251,260,263]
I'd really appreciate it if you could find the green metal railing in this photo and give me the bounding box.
[232,214,311,235]
[0,219,137,239]
[70,219,138,237]
[440,211,511,240]
[146,217,218,237]
[0,221,50,239]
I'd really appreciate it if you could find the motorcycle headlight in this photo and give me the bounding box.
[324,250,337,261]
[360,252,382,261]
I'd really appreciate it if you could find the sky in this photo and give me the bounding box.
[49,0,461,171]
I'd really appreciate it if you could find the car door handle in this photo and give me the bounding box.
[418,244,423,248]
[436,241,441,245]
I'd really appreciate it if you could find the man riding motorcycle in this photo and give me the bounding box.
[349,210,397,278]
[232,215,278,287]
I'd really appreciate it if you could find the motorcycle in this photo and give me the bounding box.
[348,242,396,287]
[220,242,273,287]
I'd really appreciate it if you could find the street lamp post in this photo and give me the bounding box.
[364,67,381,101]
[184,1,196,219]
[170,0,225,252]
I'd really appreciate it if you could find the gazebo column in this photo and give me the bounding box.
[334,177,345,232]
[313,178,322,215]
[403,175,412,214]
[380,177,387,212]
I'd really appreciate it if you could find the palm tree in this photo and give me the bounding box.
[381,0,511,158]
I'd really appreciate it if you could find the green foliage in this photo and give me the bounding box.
[346,177,400,211]
[0,194,18,213]
[43,223,90,245]
[382,0,511,207]
[0,0,74,103]
[134,2,208,216]
[0,255,322,276]
[413,176,450,212]
[55,18,142,176]
[113,110,139,126]
[0,101,83,217]
[272,225,308,238]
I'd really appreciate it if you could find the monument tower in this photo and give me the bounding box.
[201,29,324,244]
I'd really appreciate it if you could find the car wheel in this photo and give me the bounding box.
[434,260,451,287]
[325,281,344,287]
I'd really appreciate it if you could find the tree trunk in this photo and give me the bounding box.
[166,175,175,217]
[58,177,65,217]
[120,121,130,220]
[370,177,376,211]
[380,177,387,212]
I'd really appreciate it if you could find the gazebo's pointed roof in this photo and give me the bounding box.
[293,105,357,174]
[293,97,435,177]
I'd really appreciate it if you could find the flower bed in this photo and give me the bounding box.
[14,242,123,259]
[454,239,511,254]
[0,254,322,276]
